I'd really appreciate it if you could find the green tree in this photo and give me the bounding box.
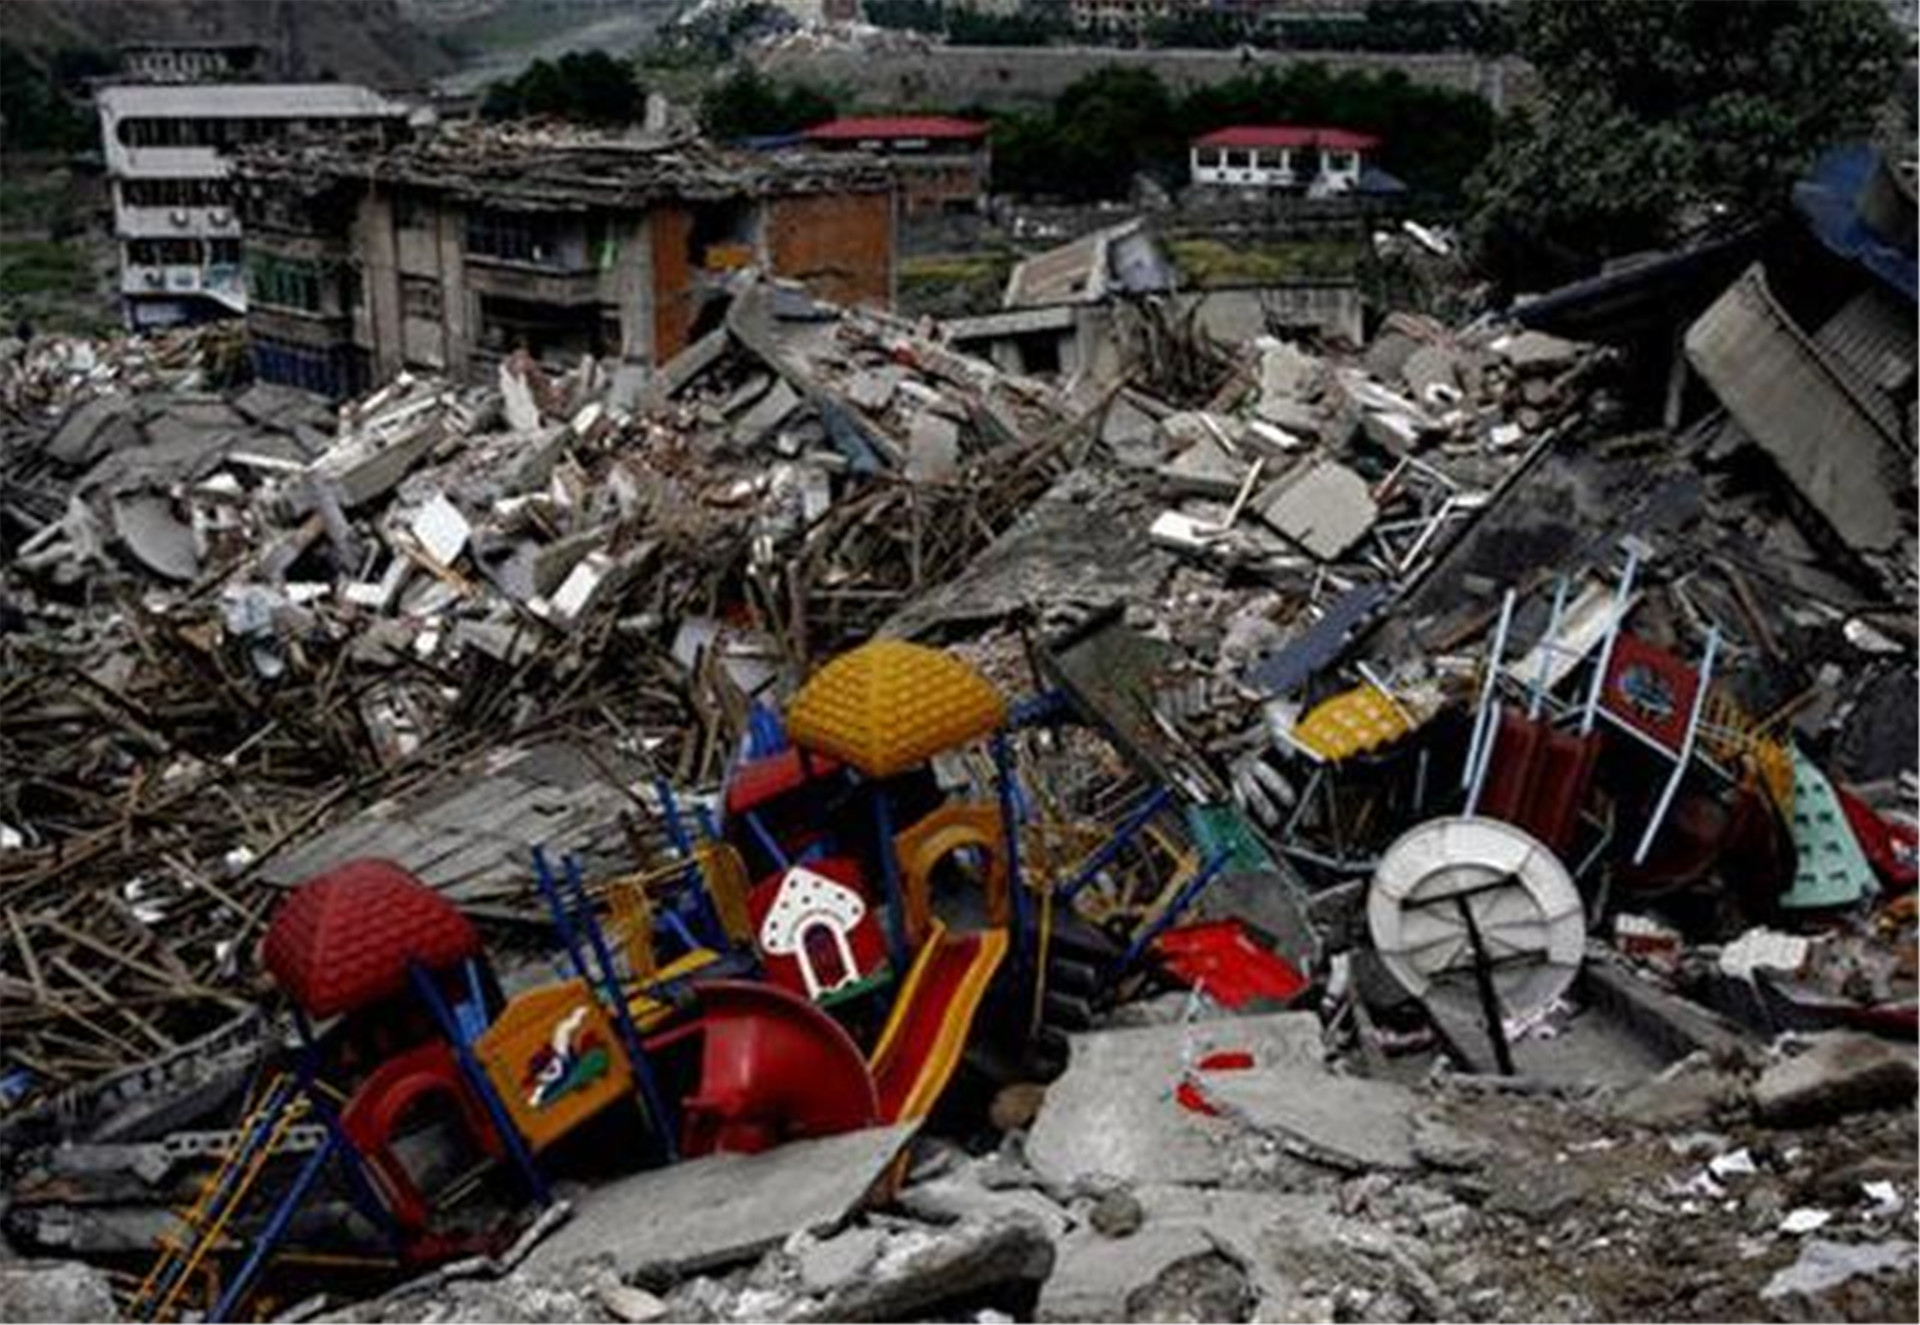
[1468,0,1904,289]
[698,68,837,141]
[481,50,648,125]
[1,44,103,154]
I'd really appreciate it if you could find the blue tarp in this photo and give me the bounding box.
[1791,143,1917,305]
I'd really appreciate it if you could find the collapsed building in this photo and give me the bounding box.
[0,110,1916,1325]
[232,125,899,396]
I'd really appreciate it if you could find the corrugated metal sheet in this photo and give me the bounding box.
[1684,263,1911,553]
[1811,286,1916,446]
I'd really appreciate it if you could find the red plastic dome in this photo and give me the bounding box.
[263,859,480,1019]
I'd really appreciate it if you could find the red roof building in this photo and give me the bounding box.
[1189,125,1382,196]
[801,116,990,145]
[799,117,991,218]
[1192,126,1382,153]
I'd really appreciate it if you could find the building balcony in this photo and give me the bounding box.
[123,262,247,313]
[107,145,229,180]
[114,204,242,240]
[461,258,604,306]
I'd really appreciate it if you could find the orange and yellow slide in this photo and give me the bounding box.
[868,920,1009,1123]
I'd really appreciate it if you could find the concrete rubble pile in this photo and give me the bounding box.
[0,280,1087,1106]
[1,195,1915,1321]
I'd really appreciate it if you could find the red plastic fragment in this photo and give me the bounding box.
[1175,1048,1257,1116]
[1154,921,1308,1008]
[1836,785,1919,890]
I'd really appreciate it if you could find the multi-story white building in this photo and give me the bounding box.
[97,82,417,329]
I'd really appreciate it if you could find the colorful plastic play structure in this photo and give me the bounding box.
[134,638,1262,1322]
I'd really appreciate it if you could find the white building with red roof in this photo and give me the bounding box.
[1189,124,1382,196]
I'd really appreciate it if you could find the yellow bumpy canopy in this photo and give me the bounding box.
[787,639,1007,778]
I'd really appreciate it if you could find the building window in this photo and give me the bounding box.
[206,238,242,266]
[120,178,234,209]
[251,337,364,398]
[401,275,442,320]
[1325,151,1357,174]
[127,238,200,266]
[466,208,569,266]
[1224,150,1251,169]
[246,252,324,311]
[393,191,432,233]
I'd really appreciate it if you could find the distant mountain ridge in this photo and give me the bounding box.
[9,0,453,90]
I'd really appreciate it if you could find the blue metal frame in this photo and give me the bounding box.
[868,785,911,976]
[991,733,1032,978]
[1059,785,1175,903]
[1112,848,1234,978]
[204,1021,408,1322]
[407,963,552,1207]
[561,852,679,1162]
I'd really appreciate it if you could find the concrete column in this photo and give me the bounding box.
[438,199,471,377]
[358,191,403,383]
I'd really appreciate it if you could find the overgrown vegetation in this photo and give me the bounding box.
[698,66,838,141]
[1165,236,1366,286]
[0,43,111,154]
[896,247,1018,318]
[480,50,649,124]
[1467,0,1905,289]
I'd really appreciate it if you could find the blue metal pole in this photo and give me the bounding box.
[208,1127,341,1322]
[563,854,679,1163]
[653,776,693,857]
[142,1073,297,1316]
[407,964,550,1207]
[1114,849,1234,978]
[654,779,726,947]
[869,785,911,975]
[744,809,791,872]
[532,845,590,981]
[991,734,1031,976]
[1060,785,1175,902]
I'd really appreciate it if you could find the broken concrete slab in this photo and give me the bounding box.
[1026,1013,1322,1190]
[524,1122,917,1279]
[1036,1222,1216,1322]
[792,1213,1055,1323]
[732,379,802,449]
[846,366,900,413]
[1492,329,1581,372]
[409,492,471,568]
[1761,1237,1916,1302]
[1199,1064,1419,1172]
[1253,459,1378,561]
[895,1168,1073,1240]
[0,1261,121,1323]
[111,494,199,582]
[500,357,543,432]
[1041,1185,1391,1323]
[47,394,138,468]
[1157,429,1248,498]
[1752,1032,1918,1127]
[1254,339,1321,419]
[1402,344,1464,407]
[904,409,961,483]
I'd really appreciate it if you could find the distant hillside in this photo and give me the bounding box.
[8,0,453,90]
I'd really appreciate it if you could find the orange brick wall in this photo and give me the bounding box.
[766,191,894,312]
[650,204,695,363]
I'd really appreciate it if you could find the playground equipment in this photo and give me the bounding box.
[139,638,1249,1321]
